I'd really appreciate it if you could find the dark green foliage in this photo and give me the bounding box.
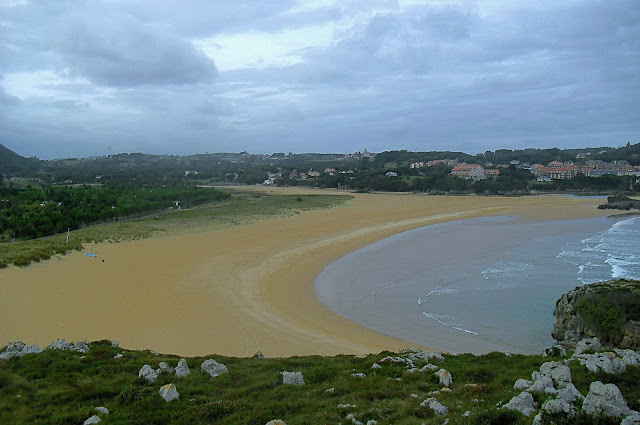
[576,296,626,344]
[0,185,231,241]
[574,281,640,345]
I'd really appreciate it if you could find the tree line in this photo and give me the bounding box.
[0,184,230,241]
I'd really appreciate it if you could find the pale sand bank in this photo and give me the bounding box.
[0,189,613,357]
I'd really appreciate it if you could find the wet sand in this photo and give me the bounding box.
[0,189,613,357]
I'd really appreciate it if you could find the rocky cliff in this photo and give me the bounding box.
[552,279,640,349]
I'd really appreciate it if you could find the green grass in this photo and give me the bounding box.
[0,193,352,268]
[1,342,638,424]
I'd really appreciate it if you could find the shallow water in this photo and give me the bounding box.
[315,215,640,354]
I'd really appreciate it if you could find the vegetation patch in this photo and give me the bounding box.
[574,280,640,345]
[1,341,638,424]
[598,194,640,211]
[0,192,352,268]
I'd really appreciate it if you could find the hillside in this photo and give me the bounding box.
[1,339,639,424]
[0,145,42,176]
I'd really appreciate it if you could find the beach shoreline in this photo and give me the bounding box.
[0,188,619,357]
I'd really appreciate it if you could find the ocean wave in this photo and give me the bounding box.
[556,217,640,283]
[422,312,479,336]
[481,261,533,280]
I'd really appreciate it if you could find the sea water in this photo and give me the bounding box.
[315,215,640,354]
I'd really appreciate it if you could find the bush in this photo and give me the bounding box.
[575,295,626,345]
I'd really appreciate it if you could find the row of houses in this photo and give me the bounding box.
[532,160,640,180]
[451,164,501,181]
[444,159,640,182]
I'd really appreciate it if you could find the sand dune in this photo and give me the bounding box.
[0,189,612,357]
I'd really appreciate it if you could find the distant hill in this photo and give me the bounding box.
[0,145,42,176]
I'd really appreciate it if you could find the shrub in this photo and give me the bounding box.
[575,295,626,345]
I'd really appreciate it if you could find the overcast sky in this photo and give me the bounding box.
[1,0,639,159]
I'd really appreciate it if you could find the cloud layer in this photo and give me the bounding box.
[1,0,638,158]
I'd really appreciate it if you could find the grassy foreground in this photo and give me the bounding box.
[0,193,352,268]
[1,341,638,424]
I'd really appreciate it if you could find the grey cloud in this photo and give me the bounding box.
[0,86,20,105]
[1,1,638,158]
[1,1,218,86]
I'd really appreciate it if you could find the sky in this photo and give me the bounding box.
[0,0,639,159]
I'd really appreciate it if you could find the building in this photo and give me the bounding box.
[386,171,398,177]
[484,169,500,178]
[451,164,486,181]
[546,165,579,180]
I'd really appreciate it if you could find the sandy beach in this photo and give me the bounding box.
[0,188,614,357]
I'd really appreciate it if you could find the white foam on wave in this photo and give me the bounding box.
[422,312,480,336]
[417,285,459,305]
[557,217,640,283]
[481,261,532,280]
[606,255,640,280]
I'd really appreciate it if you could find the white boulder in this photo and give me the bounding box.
[514,379,533,391]
[94,407,109,415]
[73,342,90,353]
[621,411,640,425]
[557,383,584,404]
[573,337,603,356]
[48,338,72,351]
[159,383,179,402]
[83,415,101,425]
[542,398,575,416]
[0,341,42,359]
[434,368,452,387]
[503,392,538,417]
[420,397,448,416]
[159,362,174,374]
[582,381,631,418]
[402,348,444,363]
[379,356,414,368]
[614,348,640,366]
[529,375,556,394]
[540,361,572,388]
[138,364,160,383]
[201,359,229,378]
[281,371,304,385]
[175,358,191,378]
[579,352,627,374]
[543,345,567,357]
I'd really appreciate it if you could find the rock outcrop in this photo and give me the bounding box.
[552,280,640,349]
[582,381,631,418]
[0,341,42,359]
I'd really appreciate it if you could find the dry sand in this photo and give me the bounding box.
[0,189,613,357]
